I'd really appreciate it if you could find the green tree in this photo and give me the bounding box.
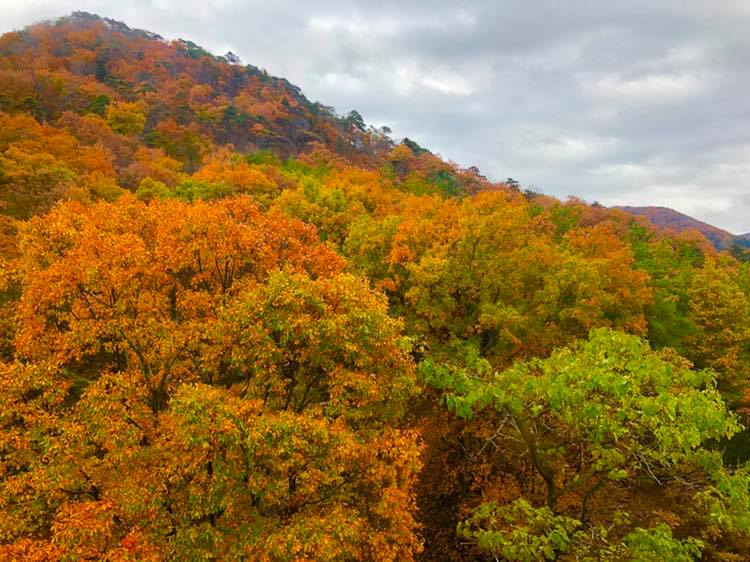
[105,101,146,136]
[346,110,366,131]
[423,329,749,559]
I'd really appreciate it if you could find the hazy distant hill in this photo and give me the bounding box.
[616,206,750,250]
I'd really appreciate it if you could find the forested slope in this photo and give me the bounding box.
[617,205,750,251]
[1,13,750,561]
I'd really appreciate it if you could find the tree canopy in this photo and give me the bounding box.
[1,12,750,562]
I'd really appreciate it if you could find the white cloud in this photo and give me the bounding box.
[308,14,402,38]
[586,72,705,100]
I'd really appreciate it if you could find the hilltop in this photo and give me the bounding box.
[617,206,750,250]
[0,12,489,200]
[2,11,377,162]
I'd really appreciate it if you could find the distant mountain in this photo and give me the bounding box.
[616,206,750,250]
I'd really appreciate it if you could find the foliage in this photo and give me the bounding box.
[423,329,747,558]
[459,500,703,561]
[0,12,749,561]
[1,196,421,560]
[105,101,146,136]
[458,499,582,561]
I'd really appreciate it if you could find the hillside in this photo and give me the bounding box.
[617,205,750,250]
[2,12,750,562]
[0,11,377,163]
[0,11,489,215]
[616,206,735,249]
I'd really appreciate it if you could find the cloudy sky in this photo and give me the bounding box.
[2,1,750,232]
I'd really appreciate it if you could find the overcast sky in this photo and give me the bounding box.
[2,1,750,232]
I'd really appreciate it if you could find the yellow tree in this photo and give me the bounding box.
[687,258,750,402]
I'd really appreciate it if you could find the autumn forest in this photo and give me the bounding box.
[1,12,750,561]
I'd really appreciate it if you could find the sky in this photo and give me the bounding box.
[2,1,750,233]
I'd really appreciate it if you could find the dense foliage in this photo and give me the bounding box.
[1,13,750,561]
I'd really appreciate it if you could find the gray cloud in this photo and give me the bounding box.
[2,0,749,232]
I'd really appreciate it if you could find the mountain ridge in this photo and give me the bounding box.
[615,205,750,250]
[0,11,491,193]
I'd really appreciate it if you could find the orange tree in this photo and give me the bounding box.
[1,195,422,560]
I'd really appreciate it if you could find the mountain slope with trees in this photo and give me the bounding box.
[1,13,750,561]
[617,205,750,251]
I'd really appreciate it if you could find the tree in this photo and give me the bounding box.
[0,145,86,219]
[2,196,422,560]
[351,193,651,364]
[346,110,366,131]
[423,329,749,559]
[627,221,703,354]
[459,503,703,562]
[86,94,110,116]
[687,258,750,401]
[105,101,146,136]
[13,195,345,410]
